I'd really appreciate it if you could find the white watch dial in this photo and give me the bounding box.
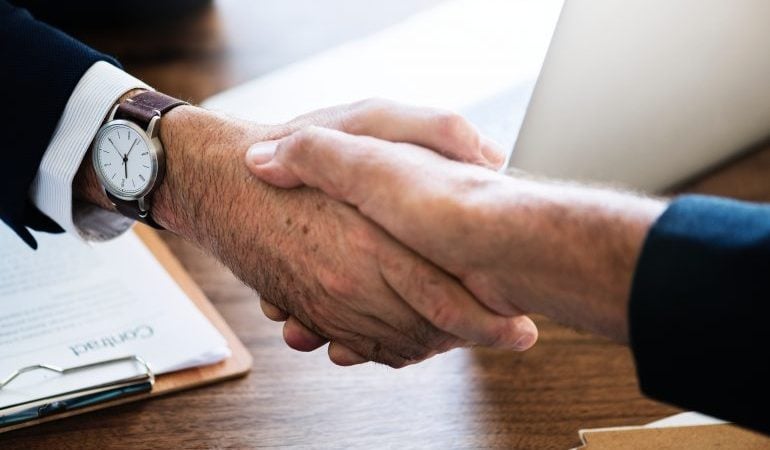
[94,123,154,197]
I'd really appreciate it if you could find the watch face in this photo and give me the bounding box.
[93,121,157,198]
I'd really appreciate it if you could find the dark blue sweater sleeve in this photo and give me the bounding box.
[630,195,770,434]
[0,1,120,248]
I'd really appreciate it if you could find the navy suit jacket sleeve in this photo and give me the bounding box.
[630,195,770,434]
[0,0,119,248]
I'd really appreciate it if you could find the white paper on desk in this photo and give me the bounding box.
[0,224,230,409]
[644,411,725,428]
[203,0,563,153]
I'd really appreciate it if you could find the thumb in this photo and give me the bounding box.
[244,127,385,206]
[245,140,304,189]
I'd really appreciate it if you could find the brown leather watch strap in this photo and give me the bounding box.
[115,91,188,129]
[108,91,188,229]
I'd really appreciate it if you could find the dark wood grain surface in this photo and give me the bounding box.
[4,1,768,448]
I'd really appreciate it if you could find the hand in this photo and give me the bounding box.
[75,99,538,368]
[246,99,518,358]
[244,110,666,343]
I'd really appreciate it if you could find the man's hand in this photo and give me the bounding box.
[245,119,667,343]
[75,98,538,368]
[245,99,523,358]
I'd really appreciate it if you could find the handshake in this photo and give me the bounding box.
[78,98,665,368]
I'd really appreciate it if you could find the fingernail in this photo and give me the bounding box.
[247,140,279,166]
[513,333,536,351]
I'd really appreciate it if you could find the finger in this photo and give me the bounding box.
[340,99,504,168]
[246,140,301,188]
[378,240,538,351]
[282,316,329,352]
[269,98,505,168]
[355,307,460,363]
[245,126,426,194]
[323,327,414,369]
[327,342,368,366]
[341,334,416,369]
[330,294,452,365]
[260,298,289,321]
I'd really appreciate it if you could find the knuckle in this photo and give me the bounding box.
[318,269,357,299]
[435,111,471,137]
[433,111,481,155]
[344,97,393,133]
[425,299,461,333]
[348,222,382,256]
[354,97,393,112]
[286,127,322,155]
[376,244,403,276]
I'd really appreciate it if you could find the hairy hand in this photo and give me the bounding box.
[131,100,539,368]
[245,109,666,342]
[246,99,535,360]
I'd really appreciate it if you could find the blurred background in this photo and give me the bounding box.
[18,0,443,102]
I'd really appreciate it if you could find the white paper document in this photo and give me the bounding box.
[0,224,230,409]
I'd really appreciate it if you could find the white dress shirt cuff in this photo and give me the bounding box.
[29,61,152,241]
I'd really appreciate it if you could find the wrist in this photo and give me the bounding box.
[150,105,266,244]
[495,178,666,342]
[76,90,268,244]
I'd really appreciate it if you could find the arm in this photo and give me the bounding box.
[246,126,664,341]
[74,102,539,367]
[630,196,770,434]
[246,124,769,433]
[0,1,122,246]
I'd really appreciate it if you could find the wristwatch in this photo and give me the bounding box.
[91,91,188,229]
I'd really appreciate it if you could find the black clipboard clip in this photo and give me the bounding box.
[0,355,154,428]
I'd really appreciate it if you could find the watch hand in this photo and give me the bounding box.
[126,139,138,157]
[124,159,128,179]
[108,138,124,158]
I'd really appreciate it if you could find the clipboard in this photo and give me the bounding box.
[574,411,770,449]
[576,423,770,449]
[0,225,253,433]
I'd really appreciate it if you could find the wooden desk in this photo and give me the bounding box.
[4,1,768,448]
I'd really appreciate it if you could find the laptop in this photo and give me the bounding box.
[509,0,770,192]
